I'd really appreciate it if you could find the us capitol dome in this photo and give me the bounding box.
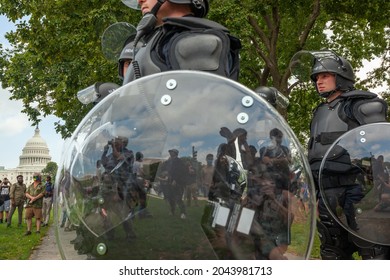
[0,127,52,185]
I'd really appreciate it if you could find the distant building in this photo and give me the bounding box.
[0,127,52,185]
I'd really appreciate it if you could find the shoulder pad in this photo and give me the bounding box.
[163,17,229,32]
[169,32,225,72]
[341,89,377,99]
[352,98,388,125]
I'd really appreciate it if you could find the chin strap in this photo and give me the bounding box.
[131,0,166,79]
[317,84,340,99]
[133,0,165,48]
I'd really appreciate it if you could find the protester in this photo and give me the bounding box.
[0,178,11,224]
[7,175,26,227]
[42,175,54,227]
[24,173,45,235]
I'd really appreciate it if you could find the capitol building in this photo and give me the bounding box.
[0,127,52,185]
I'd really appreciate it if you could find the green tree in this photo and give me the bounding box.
[209,0,389,142]
[41,161,58,182]
[0,0,141,137]
[0,0,389,143]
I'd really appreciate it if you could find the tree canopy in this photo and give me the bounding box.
[0,0,389,143]
[41,161,58,182]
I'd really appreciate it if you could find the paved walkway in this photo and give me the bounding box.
[29,225,86,260]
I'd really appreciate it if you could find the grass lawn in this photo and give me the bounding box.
[0,198,320,260]
[66,195,320,260]
[0,210,52,260]
[0,198,324,260]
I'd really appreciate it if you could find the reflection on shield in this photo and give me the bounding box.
[54,71,316,259]
[319,123,390,245]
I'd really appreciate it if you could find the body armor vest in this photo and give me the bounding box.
[308,98,351,170]
[123,16,241,84]
[124,29,162,83]
[308,90,388,171]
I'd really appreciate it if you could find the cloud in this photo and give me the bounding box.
[0,116,29,136]
[0,87,30,136]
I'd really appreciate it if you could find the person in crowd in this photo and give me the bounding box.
[249,127,293,260]
[24,173,45,235]
[306,50,388,259]
[101,136,134,200]
[133,152,145,179]
[219,127,254,170]
[100,136,137,242]
[42,175,54,227]
[185,160,199,207]
[133,151,152,218]
[161,149,188,219]
[0,180,2,208]
[7,175,26,227]
[0,178,12,224]
[259,128,292,193]
[372,155,390,211]
[201,153,214,197]
[95,160,104,184]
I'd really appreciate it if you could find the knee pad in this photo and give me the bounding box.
[320,245,353,260]
[360,245,389,260]
[354,237,390,259]
[317,220,355,259]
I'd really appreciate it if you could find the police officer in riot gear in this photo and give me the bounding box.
[122,0,241,83]
[307,50,389,259]
[57,1,317,260]
[118,39,135,80]
[254,86,278,107]
[254,86,289,109]
[118,34,144,80]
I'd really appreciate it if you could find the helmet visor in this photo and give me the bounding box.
[289,50,340,82]
[121,0,141,10]
[101,22,137,62]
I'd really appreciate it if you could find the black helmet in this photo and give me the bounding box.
[118,51,133,79]
[136,152,144,161]
[270,127,283,138]
[118,34,144,79]
[168,0,209,18]
[254,86,277,107]
[310,52,355,93]
[254,86,289,109]
[122,0,209,18]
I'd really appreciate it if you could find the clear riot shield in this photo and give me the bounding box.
[319,123,390,245]
[54,70,316,259]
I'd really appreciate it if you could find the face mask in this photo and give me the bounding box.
[269,137,277,148]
